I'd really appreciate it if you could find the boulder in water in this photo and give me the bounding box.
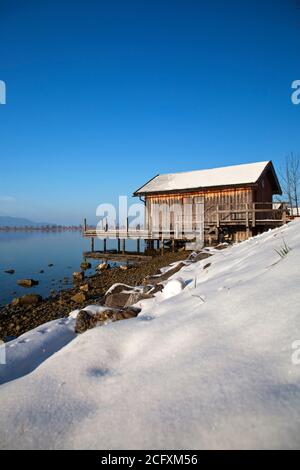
[80,261,92,270]
[17,279,39,287]
[4,269,15,274]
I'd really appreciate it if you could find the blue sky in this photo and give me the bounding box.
[0,0,299,224]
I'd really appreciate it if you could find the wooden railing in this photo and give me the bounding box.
[83,203,289,241]
[210,202,288,227]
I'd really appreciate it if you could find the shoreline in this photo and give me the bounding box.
[0,227,83,232]
[0,251,189,342]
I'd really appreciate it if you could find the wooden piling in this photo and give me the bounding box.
[252,203,256,228]
[245,204,252,239]
[216,205,220,228]
[245,203,249,229]
[91,237,94,252]
[283,209,287,224]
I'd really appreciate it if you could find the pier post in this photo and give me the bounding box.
[84,218,87,232]
[245,204,252,239]
[283,208,287,224]
[252,203,256,228]
[117,238,120,253]
[172,239,175,252]
[245,203,249,229]
[91,237,94,252]
[122,239,125,254]
[137,239,140,253]
[216,205,220,228]
[104,239,107,252]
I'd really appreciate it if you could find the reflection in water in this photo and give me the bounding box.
[0,231,144,305]
[0,231,50,243]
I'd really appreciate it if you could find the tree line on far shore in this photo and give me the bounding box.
[0,225,83,232]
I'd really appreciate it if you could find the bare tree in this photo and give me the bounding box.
[280,156,293,210]
[290,153,300,216]
[280,153,300,216]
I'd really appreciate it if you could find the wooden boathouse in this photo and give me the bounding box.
[134,161,285,244]
[83,161,287,255]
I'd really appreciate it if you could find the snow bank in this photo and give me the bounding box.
[162,277,186,299]
[1,220,300,449]
[0,317,76,385]
[0,304,107,384]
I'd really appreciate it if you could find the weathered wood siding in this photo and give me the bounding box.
[254,171,274,203]
[145,194,204,235]
[145,187,254,231]
[252,170,274,220]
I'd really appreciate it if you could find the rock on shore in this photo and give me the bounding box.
[12,294,42,306]
[75,306,140,333]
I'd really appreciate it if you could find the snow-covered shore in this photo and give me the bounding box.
[1,220,300,449]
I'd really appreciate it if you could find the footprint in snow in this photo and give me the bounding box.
[58,319,70,325]
[138,315,154,322]
[37,328,51,335]
[88,367,110,378]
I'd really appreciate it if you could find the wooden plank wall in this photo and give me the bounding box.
[145,187,254,230]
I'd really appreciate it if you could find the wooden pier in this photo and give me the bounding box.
[83,202,289,253]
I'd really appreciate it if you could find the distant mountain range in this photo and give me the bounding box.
[0,216,56,227]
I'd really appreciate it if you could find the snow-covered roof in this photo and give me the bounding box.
[134,161,272,195]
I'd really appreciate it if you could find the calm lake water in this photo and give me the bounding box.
[0,231,143,306]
